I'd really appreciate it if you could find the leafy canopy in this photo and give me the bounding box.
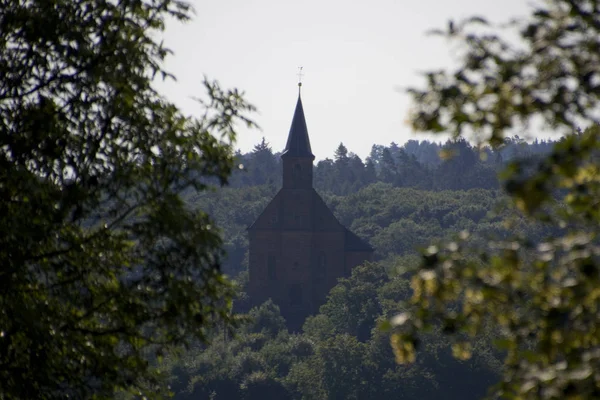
[392,1,600,399]
[0,0,254,398]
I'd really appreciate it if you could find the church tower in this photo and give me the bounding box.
[248,85,373,330]
[281,94,314,190]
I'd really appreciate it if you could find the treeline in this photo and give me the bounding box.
[229,137,556,195]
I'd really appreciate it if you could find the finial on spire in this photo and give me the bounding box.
[297,66,304,92]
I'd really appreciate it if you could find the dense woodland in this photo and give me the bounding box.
[150,137,561,400]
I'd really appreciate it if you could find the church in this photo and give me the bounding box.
[247,85,374,329]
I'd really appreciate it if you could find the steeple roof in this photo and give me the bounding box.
[281,93,314,159]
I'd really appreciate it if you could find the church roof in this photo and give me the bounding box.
[344,228,374,252]
[281,94,314,159]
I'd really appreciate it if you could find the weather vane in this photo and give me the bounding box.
[297,66,304,90]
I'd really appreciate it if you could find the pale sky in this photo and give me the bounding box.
[156,0,533,160]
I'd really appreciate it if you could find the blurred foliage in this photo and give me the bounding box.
[393,1,600,398]
[0,0,255,398]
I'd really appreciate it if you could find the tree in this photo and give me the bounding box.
[380,148,397,184]
[320,262,388,341]
[248,138,278,186]
[245,300,287,338]
[0,1,255,398]
[391,1,600,398]
[334,142,349,164]
[318,334,368,400]
[364,159,378,186]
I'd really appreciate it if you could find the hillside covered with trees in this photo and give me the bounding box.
[145,136,567,400]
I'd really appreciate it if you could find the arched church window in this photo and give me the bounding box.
[268,253,276,280]
[289,284,302,306]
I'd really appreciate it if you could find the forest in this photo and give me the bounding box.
[149,137,560,400]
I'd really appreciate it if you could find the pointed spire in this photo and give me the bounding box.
[281,91,314,159]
